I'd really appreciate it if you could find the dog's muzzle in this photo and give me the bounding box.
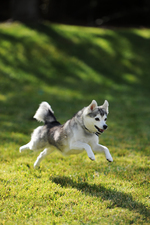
[95,125,107,135]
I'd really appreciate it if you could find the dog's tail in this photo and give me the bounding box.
[33,102,57,123]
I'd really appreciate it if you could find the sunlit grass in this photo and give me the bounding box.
[0,22,150,224]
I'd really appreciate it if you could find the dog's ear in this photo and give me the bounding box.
[88,100,98,111]
[100,100,109,114]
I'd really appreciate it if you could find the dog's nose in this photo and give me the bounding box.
[103,125,107,130]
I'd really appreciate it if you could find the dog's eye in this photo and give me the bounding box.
[104,118,107,121]
[95,118,100,121]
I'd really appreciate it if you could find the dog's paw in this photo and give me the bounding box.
[89,157,95,161]
[107,158,113,162]
[89,154,95,161]
[106,154,113,162]
[34,161,40,169]
[19,147,23,153]
[104,147,113,162]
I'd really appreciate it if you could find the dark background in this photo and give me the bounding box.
[1,0,150,27]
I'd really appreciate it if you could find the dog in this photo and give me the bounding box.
[19,100,113,168]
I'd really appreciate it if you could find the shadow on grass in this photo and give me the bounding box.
[28,23,150,91]
[1,23,150,115]
[52,175,150,220]
[1,23,150,96]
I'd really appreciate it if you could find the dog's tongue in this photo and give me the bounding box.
[97,127,104,133]
[99,129,104,133]
[95,125,104,133]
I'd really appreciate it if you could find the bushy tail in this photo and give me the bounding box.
[33,102,56,123]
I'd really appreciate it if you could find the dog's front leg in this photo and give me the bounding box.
[70,141,95,161]
[92,143,113,162]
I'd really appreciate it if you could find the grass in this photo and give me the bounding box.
[0,21,150,224]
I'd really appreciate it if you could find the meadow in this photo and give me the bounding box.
[0,22,150,224]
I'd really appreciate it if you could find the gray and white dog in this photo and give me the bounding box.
[20,100,113,168]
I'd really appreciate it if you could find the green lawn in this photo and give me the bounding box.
[0,22,150,224]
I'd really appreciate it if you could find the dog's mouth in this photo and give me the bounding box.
[94,125,104,135]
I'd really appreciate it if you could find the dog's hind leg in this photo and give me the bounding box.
[19,143,30,152]
[34,148,54,168]
[19,141,37,152]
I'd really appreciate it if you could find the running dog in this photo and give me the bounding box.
[20,100,113,168]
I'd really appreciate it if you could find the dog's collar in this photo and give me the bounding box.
[95,132,101,136]
[83,125,91,133]
[83,125,100,136]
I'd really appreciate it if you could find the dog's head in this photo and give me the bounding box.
[83,100,109,134]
